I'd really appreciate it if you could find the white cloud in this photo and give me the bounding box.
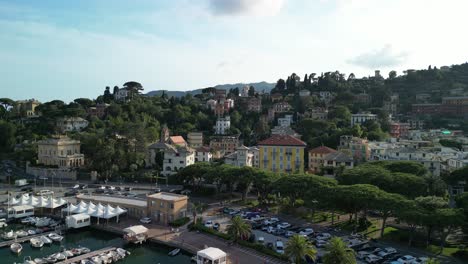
[347,45,408,69]
[208,0,285,16]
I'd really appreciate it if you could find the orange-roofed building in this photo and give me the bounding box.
[169,136,187,146]
[258,135,306,173]
[308,146,337,174]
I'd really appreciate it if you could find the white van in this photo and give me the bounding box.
[275,240,284,254]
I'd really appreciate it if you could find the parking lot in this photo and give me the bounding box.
[202,207,444,264]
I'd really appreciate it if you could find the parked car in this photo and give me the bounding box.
[64,190,79,197]
[275,240,284,254]
[397,255,416,264]
[180,189,191,195]
[213,223,220,231]
[267,226,276,234]
[257,237,264,244]
[266,242,273,249]
[269,217,280,223]
[20,186,33,192]
[274,228,286,236]
[222,207,232,214]
[251,221,263,229]
[140,217,152,224]
[36,190,54,196]
[204,220,213,228]
[285,231,295,238]
[277,222,291,229]
[316,233,332,240]
[357,251,372,260]
[124,187,133,191]
[365,254,382,263]
[299,228,314,236]
[315,239,328,248]
[126,193,138,198]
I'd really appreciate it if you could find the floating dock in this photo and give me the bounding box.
[56,247,116,264]
[0,231,57,248]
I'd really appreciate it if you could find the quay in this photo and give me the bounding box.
[0,231,57,248]
[56,246,116,264]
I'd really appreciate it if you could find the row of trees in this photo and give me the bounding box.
[177,162,466,249]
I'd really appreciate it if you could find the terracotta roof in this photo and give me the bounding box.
[170,136,186,145]
[257,135,306,147]
[309,146,336,155]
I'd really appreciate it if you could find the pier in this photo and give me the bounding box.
[0,231,57,248]
[56,247,116,264]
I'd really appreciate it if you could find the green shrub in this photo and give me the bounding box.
[169,217,190,227]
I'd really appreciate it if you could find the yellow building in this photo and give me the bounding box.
[258,135,306,173]
[147,192,188,225]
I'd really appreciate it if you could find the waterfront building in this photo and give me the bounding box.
[195,146,213,162]
[214,116,231,135]
[197,248,227,264]
[258,135,306,173]
[322,151,354,176]
[224,145,254,167]
[339,135,370,161]
[147,192,188,225]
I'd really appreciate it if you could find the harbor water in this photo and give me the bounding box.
[1,227,191,264]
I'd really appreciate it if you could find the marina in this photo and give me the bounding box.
[1,229,191,264]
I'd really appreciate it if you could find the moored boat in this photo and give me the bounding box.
[48,232,63,242]
[11,242,23,254]
[168,248,181,256]
[2,230,15,240]
[27,229,36,235]
[30,237,45,248]
[40,235,52,245]
[34,258,48,264]
[16,230,29,237]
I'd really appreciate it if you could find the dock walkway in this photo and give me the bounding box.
[56,247,116,264]
[0,231,57,248]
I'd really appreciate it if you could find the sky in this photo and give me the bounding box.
[1,0,468,102]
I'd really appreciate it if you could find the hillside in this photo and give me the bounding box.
[145,81,275,97]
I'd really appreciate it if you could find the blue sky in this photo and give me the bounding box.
[1,0,467,102]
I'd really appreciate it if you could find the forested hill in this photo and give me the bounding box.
[145,81,275,97]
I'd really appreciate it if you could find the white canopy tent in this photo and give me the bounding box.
[62,200,127,223]
[10,194,67,209]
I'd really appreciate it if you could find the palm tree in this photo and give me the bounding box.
[191,202,207,225]
[226,216,251,242]
[285,234,317,264]
[323,237,356,264]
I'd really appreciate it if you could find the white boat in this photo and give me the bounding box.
[50,253,66,261]
[168,248,181,256]
[11,242,23,254]
[42,256,57,263]
[34,258,47,264]
[2,230,15,240]
[116,248,128,258]
[78,246,91,254]
[91,256,102,264]
[16,230,29,237]
[48,232,64,242]
[27,229,36,235]
[62,248,74,258]
[0,218,8,228]
[99,253,111,264]
[30,237,45,248]
[22,256,36,264]
[40,235,52,245]
[35,217,51,227]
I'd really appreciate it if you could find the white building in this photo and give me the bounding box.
[224,145,254,167]
[56,117,89,132]
[215,116,231,135]
[278,117,291,127]
[195,146,213,163]
[351,113,377,127]
[162,145,195,176]
[225,98,234,108]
